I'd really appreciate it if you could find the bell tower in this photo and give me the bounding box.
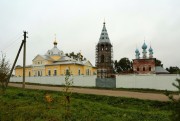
[96,22,116,88]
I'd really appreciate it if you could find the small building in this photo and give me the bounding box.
[15,38,96,77]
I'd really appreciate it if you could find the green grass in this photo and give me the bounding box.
[0,87,173,121]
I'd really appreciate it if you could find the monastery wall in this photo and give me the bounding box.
[10,74,180,91]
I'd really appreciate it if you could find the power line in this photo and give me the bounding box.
[1,34,22,53]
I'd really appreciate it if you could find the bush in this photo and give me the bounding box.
[0,53,10,94]
[165,78,180,121]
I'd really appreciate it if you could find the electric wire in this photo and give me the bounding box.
[1,33,23,53]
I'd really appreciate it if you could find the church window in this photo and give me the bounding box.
[101,33,104,35]
[29,71,31,77]
[101,55,104,63]
[38,71,41,76]
[149,67,151,71]
[66,69,70,75]
[102,37,104,39]
[143,67,145,71]
[86,69,90,75]
[137,67,139,71]
[48,70,51,76]
[54,70,56,76]
[78,69,81,75]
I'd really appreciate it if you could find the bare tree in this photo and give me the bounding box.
[0,53,10,94]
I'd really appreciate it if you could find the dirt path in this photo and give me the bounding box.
[8,83,179,102]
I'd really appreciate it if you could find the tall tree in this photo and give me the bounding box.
[155,59,163,67]
[114,57,132,73]
[0,53,10,94]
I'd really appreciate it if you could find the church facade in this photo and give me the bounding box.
[132,41,169,74]
[15,39,96,77]
[132,42,156,74]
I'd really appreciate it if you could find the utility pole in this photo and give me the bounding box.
[22,31,27,89]
[6,31,28,88]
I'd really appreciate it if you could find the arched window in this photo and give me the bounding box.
[143,67,145,71]
[101,55,104,63]
[38,71,41,76]
[137,67,139,71]
[66,69,70,75]
[48,70,51,76]
[54,70,57,76]
[78,69,81,75]
[101,45,104,51]
[149,67,151,71]
[29,71,31,77]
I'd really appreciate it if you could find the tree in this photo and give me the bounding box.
[0,53,10,94]
[65,52,86,61]
[166,66,180,74]
[114,57,132,73]
[155,59,163,67]
[165,78,180,121]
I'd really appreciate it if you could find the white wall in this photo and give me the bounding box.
[116,74,179,91]
[10,74,180,91]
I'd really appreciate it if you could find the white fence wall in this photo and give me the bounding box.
[116,74,180,91]
[10,74,180,91]
[10,76,96,87]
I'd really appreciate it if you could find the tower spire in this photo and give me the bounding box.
[98,22,111,43]
[142,40,147,59]
[149,45,153,58]
[53,34,58,47]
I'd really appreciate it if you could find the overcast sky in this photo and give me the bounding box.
[0,0,180,68]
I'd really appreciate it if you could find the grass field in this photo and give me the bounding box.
[0,87,173,121]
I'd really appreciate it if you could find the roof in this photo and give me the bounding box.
[98,22,111,43]
[46,60,84,66]
[155,66,169,74]
[133,58,156,61]
[46,42,64,56]
[15,65,32,68]
[32,54,53,61]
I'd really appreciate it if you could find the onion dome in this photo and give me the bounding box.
[149,46,153,53]
[135,48,139,53]
[46,37,64,56]
[142,42,147,49]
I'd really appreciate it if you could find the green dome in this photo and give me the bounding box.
[142,42,147,49]
[149,46,153,52]
[135,48,139,53]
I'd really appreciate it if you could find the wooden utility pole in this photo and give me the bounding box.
[22,31,27,89]
[6,41,24,87]
[6,31,28,88]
